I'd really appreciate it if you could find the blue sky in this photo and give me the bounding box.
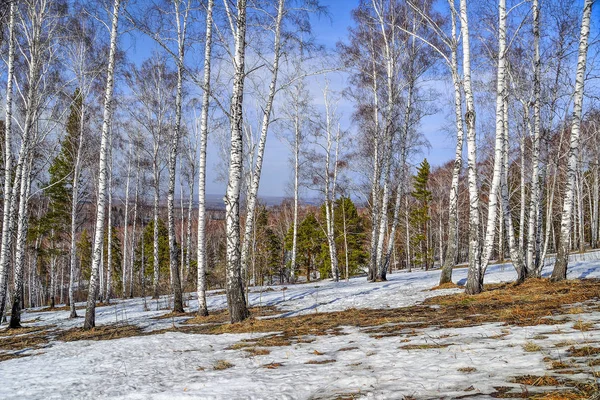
[124,0,457,198]
[225,0,455,197]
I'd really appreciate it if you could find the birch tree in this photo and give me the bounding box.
[239,0,285,284]
[479,0,508,282]
[196,0,214,317]
[84,0,122,330]
[224,0,250,323]
[0,0,17,322]
[10,0,64,327]
[460,0,482,295]
[552,0,594,281]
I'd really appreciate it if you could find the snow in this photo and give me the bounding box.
[1,252,600,399]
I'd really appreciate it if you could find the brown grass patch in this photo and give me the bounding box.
[0,352,31,362]
[513,375,560,386]
[430,282,461,290]
[33,305,86,313]
[57,324,143,342]
[305,359,336,364]
[399,343,450,350]
[550,360,573,370]
[161,279,600,351]
[338,346,359,352]
[243,347,270,356]
[523,341,542,352]
[555,340,577,348]
[312,350,325,355]
[0,330,51,351]
[262,362,284,369]
[566,346,600,357]
[184,306,280,325]
[213,360,234,370]
[0,325,54,337]
[530,392,583,400]
[153,311,194,320]
[565,306,585,314]
[457,367,477,373]
[572,320,595,331]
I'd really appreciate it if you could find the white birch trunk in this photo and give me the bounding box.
[461,0,482,294]
[552,0,593,281]
[0,0,17,322]
[69,98,85,318]
[105,136,113,303]
[290,100,300,282]
[240,0,285,281]
[224,0,249,323]
[439,10,464,285]
[84,0,121,329]
[480,0,508,278]
[166,0,188,314]
[196,0,214,317]
[9,156,33,328]
[121,143,132,299]
[526,0,542,275]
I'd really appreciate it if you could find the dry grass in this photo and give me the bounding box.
[550,360,573,370]
[572,320,595,331]
[337,346,358,352]
[305,359,336,364]
[0,329,51,351]
[0,325,53,337]
[243,347,270,356]
[159,278,600,352]
[565,306,585,314]
[213,360,234,370]
[457,367,477,373]
[399,343,450,350]
[531,392,584,400]
[523,341,543,352]
[57,324,143,342]
[34,305,86,313]
[262,362,284,369]
[184,306,280,325]
[0,352,30,362]
[567,346,600,357]
[513,375,560,386]
[430,282,462,290]
[555,340,577,348]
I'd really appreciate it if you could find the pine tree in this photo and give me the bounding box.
[285,213,325,282]
[334,197,367,280]
[410,159,432,269]
[135,219,173,293]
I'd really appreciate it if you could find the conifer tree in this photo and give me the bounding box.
[410,159,432,269]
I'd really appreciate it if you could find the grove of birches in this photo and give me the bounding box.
[0,0,598,333]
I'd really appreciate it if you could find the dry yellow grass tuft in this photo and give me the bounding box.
[213,360,234,370]
[523,341,542,352]
[243,347,270,356]
[572,320,595,331]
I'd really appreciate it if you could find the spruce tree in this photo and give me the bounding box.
[410,159,433,269]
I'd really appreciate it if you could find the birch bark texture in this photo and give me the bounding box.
[552,0,593,281]
[84,0,121,330]
[197,0,214,317]
[224,0,250,323]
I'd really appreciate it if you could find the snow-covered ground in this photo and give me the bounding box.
[1,254,599,399]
